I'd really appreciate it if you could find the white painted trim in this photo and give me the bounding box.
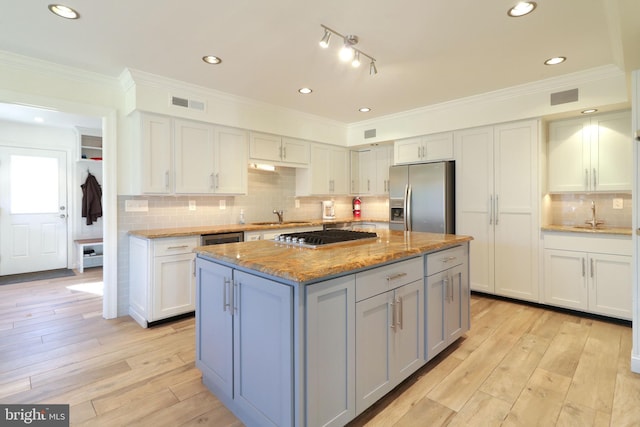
[631,69,639,374]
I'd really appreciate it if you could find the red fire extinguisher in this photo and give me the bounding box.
[353,196,361,218]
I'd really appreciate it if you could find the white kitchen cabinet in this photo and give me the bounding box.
[136,112,173,194]
[174,120,247,194]
[354,257,424,415]
[351,145,393,195]
[129,235,198,327]
[425,244,469,360]
[249,132,309,166]
[543,233,632,320]
[296,143,349,195]
[196,259,293,427]
[306,275,356,427]
[394,132,453,165]
[548,110,632,192]
[455,120,539,302]
[130,112,247,195]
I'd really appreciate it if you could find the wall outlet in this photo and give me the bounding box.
[295,199,300,208]
[189,200,196,211]
[612,198,624,209]
[125,199,149,212]
[219,199,226,210]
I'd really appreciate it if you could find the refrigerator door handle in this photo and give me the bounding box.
[406,184,412,231]
[489,195,493,225]
[495,194,499,225]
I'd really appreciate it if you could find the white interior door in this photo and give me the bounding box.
[0,147,68,275]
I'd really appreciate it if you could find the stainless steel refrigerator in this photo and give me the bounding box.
[389,161,455,233]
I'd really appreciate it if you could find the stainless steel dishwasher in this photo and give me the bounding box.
[200,231,244,245]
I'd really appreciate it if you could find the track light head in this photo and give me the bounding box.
[339,35,358,62]
[369,60,378,75]
[319,29,331,48]
[352,51,361,68]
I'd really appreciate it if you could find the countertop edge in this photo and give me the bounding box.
[541,225,632,236]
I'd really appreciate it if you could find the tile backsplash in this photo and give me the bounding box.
[116,167,389,315]
[545,193,632,228]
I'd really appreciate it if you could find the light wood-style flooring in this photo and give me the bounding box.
[0,269,639,426]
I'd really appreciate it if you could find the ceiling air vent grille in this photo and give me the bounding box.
[550,88,578,106]
[171,96,206,111]
[364,129,376,139]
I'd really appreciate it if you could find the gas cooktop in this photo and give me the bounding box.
[273,229,378,248]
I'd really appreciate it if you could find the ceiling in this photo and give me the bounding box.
[0,0,639,127]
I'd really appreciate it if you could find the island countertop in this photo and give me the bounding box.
[194,229,472,284]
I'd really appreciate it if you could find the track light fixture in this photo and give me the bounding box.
[319,24,377,75]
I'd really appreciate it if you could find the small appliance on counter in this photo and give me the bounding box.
[322,200,335,220]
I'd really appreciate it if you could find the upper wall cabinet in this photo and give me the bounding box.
[394,132,453,165]
[547,110,632,193]
[132,112,247,195]
[350,145,393,195]
[249,132,309,166]
[296,143,348,196]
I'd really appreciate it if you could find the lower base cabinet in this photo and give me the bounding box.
[196,258,293,427]
[425,245,470,360]
[543,233,632,320]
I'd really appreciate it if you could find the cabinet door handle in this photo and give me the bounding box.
[585,169,589,189]
[443,276,450,302]
[495,195,499,225]
[593,168,597,189]
[215,173,220,189]
[421,146,425,159]
[396,296,403,330]
[283,146,287,160]
[279,146,283,160]
[165,171,170,189]
[489,195,493,225]
[192,258,196,277]
[233,280,239,314]
[223,278,231,312]
[581,258,586,277]
[386,272,408,282]
[389,300,396,331]
[210,173,215,189]
[417,146,421,159]
[590,258,594,278]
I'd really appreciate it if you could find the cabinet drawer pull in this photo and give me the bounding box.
[441,256,457,263]
[581,258,586,277]
[389,301,396,330]
[223,278,231,312]
[590,258,594,278]
[386,272,408,282]
[167,245,189,250]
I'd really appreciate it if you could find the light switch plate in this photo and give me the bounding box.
[219,199,226,210]
[189,200,196,211]
[612,198,624,209]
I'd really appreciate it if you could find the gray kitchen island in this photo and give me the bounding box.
[194,229,472,427]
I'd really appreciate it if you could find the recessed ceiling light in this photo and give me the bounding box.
[544,56,566,65]
[202,56,222,64]
[48,4,80,19]
[298,88,312,94]
[359,107,371,113]
[581,109,598,114]
[508,2,537,17]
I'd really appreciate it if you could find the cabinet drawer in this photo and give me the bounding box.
[355,257,423,302]
[153,237,199,255]
[425,245,466,276]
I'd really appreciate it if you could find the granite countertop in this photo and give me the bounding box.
[194,229,472,284]
[129,218,387,239]
[541,224,632,236]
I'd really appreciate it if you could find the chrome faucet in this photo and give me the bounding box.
[585,200,604,228]
[273,209,284,223]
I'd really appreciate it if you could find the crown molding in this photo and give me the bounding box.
[348,64,626,129]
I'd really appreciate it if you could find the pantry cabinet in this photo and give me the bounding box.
[543,233,632,320]
[394,132,453,164]
[129,235,199,327]
[455,120,539,302]
[354,257,424,415]
[196,260,293,427]
[129,112,247,195]
[425,244,469,361]
[548,110,632,192]
[249,132,309,166]
[296,143,349,195]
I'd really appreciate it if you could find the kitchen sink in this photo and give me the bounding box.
[250,221,312,226]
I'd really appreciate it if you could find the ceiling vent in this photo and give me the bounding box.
[550,88,579,106]
[364,129,377,139]
[171,96,206,111]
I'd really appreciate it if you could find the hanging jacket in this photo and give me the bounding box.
[81,172,102,225]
